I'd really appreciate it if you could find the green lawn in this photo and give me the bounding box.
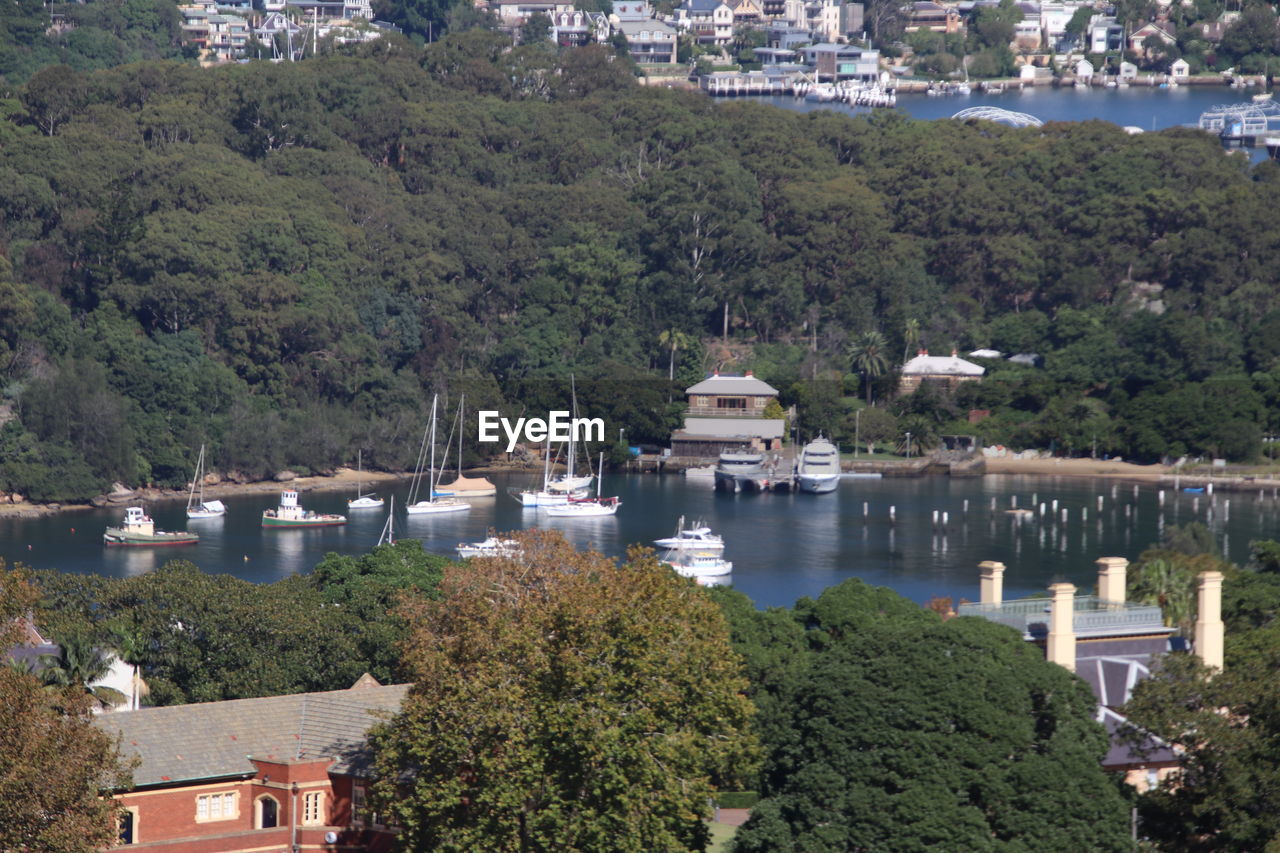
[707,819,737,852]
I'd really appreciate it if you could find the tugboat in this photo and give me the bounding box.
[104,507,199,547]
[262,490,347,528]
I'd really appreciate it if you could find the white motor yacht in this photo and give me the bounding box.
[654,517,725,551]
[795,436,841,494]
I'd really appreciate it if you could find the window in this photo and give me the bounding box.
[716,396,747,410]
[256,795,279,829]
[195,792,237,822]
[118,808,137,844]
[302,791,324,825]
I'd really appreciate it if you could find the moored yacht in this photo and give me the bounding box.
[262,490,347,528]
[457,537,522,558]
[653,517,725,551]
[105,507,199,547]
[662,549,732,587]
[795,436,841,494]
[714,449,767,493]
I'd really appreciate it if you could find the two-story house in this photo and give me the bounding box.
[670,372,785,456]
[674,0,734,45]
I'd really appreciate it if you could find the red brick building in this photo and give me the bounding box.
[96,678,407,852]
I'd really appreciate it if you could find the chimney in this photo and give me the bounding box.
[1096,557,1128,605]
[951,348,958,358]
[1194,571,1224,672]
[1047,583,1077,672]
[979,561,1005,605]
[918,348,928,356]
[745,370,754,377]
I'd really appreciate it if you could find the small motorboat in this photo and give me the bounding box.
[654,517,725,551]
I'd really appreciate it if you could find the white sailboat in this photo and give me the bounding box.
[512,439,585,507]
[545,453,620,518]
[406,395,470,516]
[435,394,497,498]
[348,449,384,510]
[545,377,593,494]
[185,444,226,519]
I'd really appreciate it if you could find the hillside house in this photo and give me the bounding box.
[674,0,734,45]
[802,43,880,81]
[904,1,962,33]
[957,558,1222,789]
[617,19,679,63]
[550,8,608,45]
[97,678,407,852]
[898,349,984,394]
[670,372,785,456]
[1128,21,1175,55]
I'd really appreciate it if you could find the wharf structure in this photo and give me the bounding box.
[1199,99,1280,154]
[960,558,1226,790]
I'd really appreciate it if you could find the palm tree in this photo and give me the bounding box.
[1129,558,1196,635]
[40,633,127,710]
[107,622,151,711]
[902,318,921,365]
[849,330,890,405]
[658,328,692,381]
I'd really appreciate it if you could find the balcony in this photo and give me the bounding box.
[957,596,1171,639]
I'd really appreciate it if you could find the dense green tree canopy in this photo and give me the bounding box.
[368,532,758,852]
[2,41,1280,504]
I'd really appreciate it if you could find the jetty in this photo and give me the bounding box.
[1199,99,1280,153]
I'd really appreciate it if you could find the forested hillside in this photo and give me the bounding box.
[2,34,1279,501]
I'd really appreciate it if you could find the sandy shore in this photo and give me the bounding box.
[983,457,1168,480]
[0,468,413,518]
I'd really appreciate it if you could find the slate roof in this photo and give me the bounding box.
[1096,706,1178,769]
[97,683,410,787]
[685,373,779,396]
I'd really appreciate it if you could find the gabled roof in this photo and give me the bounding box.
[685,373,779,396]
[901,352,985,377]
[97,682,409,787]
[679,0,729,12]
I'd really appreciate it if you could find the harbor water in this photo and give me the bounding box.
[747,86,1248,131]
[1,473,1273,609]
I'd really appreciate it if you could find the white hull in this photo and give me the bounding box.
[797,474,840,494]
[457,538,521,558]
[186,500,226,519]
[654,538,726,551]
[665,556,733,577]
[546,475,594,493]
[545,500,620,518]
[405,500,470,515]
[348,496,385,509]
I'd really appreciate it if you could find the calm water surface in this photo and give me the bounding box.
[750,86,1247,130]
[2,473,1274,608]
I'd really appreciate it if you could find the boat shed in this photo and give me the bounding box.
[673,372,785,456]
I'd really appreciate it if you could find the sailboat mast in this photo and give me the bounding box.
[458,394,465,478]
[542,436,551,490]
[428,395,438,503]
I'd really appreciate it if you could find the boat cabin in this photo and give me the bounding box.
[122,507,156,536]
